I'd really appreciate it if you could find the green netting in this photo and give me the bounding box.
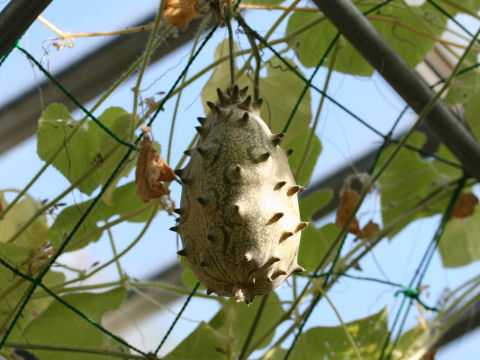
[0,0,477,359]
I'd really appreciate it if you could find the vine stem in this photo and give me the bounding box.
[0,278,25,302]
[0,283,34,335]
[167,16,210,164]
[251,23,480,355]
[5,103,165,245]
[238,294,269,360]
[237,4,480,52]
[441,273,480,314]
[226,0,235,86]
[66,200,158,250]
[438,0,480,19]
[441,287,480,332]
[129,281,214,300]
[37,15,159,40]
[0,28,172,222]
[295,41,338,180]
[340,177,473,268]
[0,0,462,223]
[237,14,261,101]
[307,276,364,360]
[3,341,147,360]
[373,26,480,186]
[44,202,160,292]
[107,228,123,280]
[131,0,164,141]
[235,0,302,79]
[315,19,480,279]
[5,144,122,244]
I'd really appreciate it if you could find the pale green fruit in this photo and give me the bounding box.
[174,86,306,304]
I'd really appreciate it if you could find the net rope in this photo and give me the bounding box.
[0,0,476,359]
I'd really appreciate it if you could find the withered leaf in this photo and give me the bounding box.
[450,192,478,219]
[335,189,360,234]
[135,135,176,202]
[336,189,380,238]
[163,0,203,30]
[358,220,380,239]
[423,348,437,360]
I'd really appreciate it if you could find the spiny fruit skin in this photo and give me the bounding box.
[176,85,305,304]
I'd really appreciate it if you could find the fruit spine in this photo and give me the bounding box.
[173,85,306,304]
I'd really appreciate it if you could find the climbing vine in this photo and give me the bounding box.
[1,0,480,359]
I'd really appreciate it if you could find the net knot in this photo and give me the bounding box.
[395,286,439,312]
[394,286,419,300]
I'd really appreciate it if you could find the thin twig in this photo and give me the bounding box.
[37,15,156,39]
[239,294,269,360]
[132,1,165,140]
[167,16,210,163]
[238,14,261,100]
[306,275,364,360]
[107,228,124,280]
[3,341,147,359]
[0,28,171,222]
[226,0,235,85]
[295,41,338,180]
[47,202,160,291]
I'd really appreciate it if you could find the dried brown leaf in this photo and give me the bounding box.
[450,192,478,219]
[423,348,437,360]
[135,134,176,202]
[358,220,380,239]
[163,0,203,30]
[335,189,360,235]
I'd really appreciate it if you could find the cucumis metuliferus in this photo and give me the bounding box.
[175,85,306,304]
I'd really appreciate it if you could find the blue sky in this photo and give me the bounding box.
[1,0,479,358]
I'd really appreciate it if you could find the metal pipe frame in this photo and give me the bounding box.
[312,0,480,182]
[0,0,53,60]
[0,15,212,153]
[0,1,477,351]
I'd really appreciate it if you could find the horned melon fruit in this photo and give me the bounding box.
[172,85,306,304]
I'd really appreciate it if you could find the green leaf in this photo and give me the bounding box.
[391,325,430,360]
[209,292,284,356]
[439,203,480,267]
[201,40,238,115]
[378,132,461,238]
[48,182,160,251]
[262,347,287,360]
[31,270,67,316]
[444,51,480,106]
[0,266,67,337]
[0,243,34,332]
[256,57,312,144]
[0,192,47,247]
[299,189,333,221]
[286,308,388,359]
[37,104,133,196]
[286,2,447,76]
[98,108,134,205]
[463,92,480,141]
[18,287,127,360]
[202,41,312,144]
[37,104,100,195]
[287,12,373,76]
[286,129,322,186]
[165,322,225,359]
[298,223,339,272]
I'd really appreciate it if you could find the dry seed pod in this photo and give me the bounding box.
[176,85,305,304]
